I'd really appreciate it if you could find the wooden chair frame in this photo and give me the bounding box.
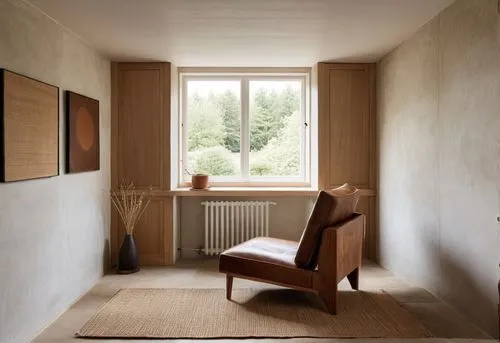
[222,214,365,314]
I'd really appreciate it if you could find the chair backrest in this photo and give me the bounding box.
[294,184,360,269]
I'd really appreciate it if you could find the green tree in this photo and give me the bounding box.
[250,111,301,176]
[192,146,237,176]
[249,86,300,152]
[217,90,240,153]
[278,85,300,120]
[187,93,224,150]
[249,161,273,176]
[250,88,280,151]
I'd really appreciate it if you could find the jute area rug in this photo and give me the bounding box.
[77,288,433,339]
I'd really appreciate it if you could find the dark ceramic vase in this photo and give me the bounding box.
[118,234,139,274]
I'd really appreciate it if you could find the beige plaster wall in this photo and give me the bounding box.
[0,0,111,342]
[378,0,500,336]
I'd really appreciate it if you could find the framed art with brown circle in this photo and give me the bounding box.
[65,91,99,173]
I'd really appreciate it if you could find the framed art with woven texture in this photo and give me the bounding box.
[0,69,59,182]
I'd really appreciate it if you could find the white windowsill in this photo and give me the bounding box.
[170,187,318,197]
[150,187,376,197]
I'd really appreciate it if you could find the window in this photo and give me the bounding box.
[180,69,310,186]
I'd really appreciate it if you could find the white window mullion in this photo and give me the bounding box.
[304,74,311,184]
[300,76,307,181]
[181,76,189,181]
[240,78,250,180]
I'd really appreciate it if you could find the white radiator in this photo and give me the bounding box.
[201,201,276,256]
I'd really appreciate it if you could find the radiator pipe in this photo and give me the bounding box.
[177,246,205,254]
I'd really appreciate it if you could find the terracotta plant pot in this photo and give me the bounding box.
[191,174,209,189]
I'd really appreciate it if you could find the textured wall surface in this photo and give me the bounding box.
[0,1,111,342]
[378,0,500,337]
[180,197,315,254]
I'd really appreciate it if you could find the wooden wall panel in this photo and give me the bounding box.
[111,62,173,267]
[357,196,377,260]
[318,63,375,190]
[327,69,370,188]
[164,197,173,264]
[318,63,377,260]
[117,69,163,188]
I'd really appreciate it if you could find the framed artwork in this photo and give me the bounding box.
[65,91,100,173]
[0,69,59,182]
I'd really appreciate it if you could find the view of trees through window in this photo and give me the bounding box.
[185,79,302,179]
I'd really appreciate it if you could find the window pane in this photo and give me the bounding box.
[186,80,241,177]
[249,80,302,177]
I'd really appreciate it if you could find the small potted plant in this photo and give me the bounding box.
[191,174,209,189]
[110,181,151,274]
[186,169,209,190]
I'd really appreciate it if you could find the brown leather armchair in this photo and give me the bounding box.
[219,184,364,314]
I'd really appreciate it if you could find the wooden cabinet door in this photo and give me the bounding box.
[318,63,375,190]
[111,62,173,266]
[318,63,377,260]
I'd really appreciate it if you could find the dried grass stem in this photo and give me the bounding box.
[110,182,151,235]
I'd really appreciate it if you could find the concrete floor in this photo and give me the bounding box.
[33,259,494,343]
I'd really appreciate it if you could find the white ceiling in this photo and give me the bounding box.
[27,0,453,66]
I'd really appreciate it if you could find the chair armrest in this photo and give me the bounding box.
[316,213,365,284]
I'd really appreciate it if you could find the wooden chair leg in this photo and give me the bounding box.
[347,268,359,290]
[226,275,233,300]
[318,284,338,315]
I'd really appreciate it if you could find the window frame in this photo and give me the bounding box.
[179,68,311,187]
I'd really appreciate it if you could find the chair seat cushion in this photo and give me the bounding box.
[221,237,298,267]
[219,237,313,289]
